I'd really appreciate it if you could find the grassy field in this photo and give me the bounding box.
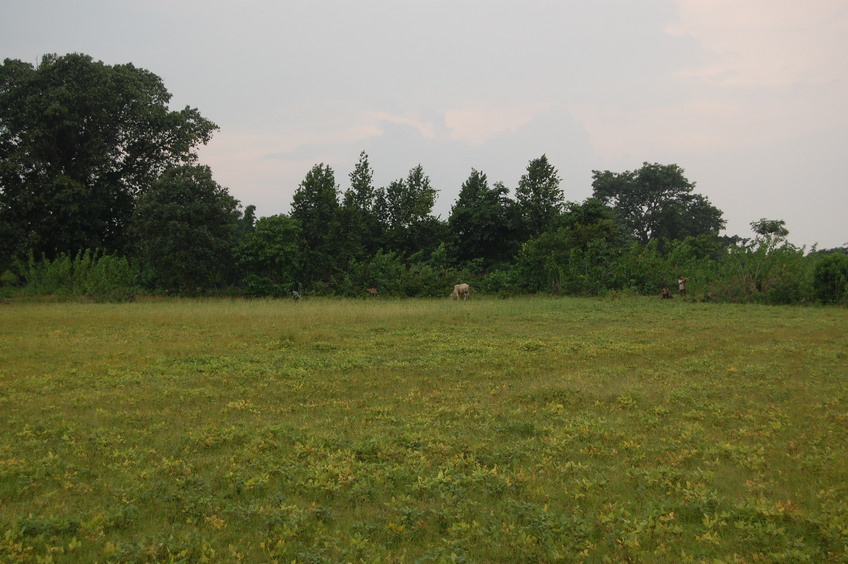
[1,296,846,563]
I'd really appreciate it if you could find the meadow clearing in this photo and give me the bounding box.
[0,296,846,563]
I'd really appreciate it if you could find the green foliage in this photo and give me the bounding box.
[130,165,240,293]
[339,151,382,262]
[397,261,459,297]
[18,249,137,301]
[0,53,218,265]
[3,62,842,309]
[343,151,376,212]
[339,248,468,298]
[291,163,341,283]
[447,172,520,269]
[515,214,628,295]
[472,266,522,297]
[515,154,564,238]
[751,218,790,244]
[615,240,669,294]
[592,162,725,244]
[235,214,302,297]
[341,249,407,297]
[375,165,440,256]
[237,204,257,237]
[708,241,812,305]
[813,252,848,304]
[616,236,727,296]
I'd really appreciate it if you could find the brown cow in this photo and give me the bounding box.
[450,283,470,300]
[366,287,378,297]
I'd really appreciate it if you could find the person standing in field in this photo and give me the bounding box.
[677,276,687,297]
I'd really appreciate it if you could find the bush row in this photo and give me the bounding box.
[3,239,847,305]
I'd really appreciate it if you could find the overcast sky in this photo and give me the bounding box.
[3,0,847,248]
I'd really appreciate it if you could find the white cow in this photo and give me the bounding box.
[450,283,470,300]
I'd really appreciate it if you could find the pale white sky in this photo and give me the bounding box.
[2,0,847,248]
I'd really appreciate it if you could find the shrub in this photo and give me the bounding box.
[242,274,292,298]
[83,253,138,302]
[707,242,812,305]
[813,252,848,304]
[475,267,521,297]
[19,250,137,302]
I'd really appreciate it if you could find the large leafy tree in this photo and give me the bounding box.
[447,169,519,268]
[290,163,341,283]
[0,53,218,266]
[515,154,564,238]
[591,162,725,244]
[130,165,240,292]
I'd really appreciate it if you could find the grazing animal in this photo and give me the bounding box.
[661,286,672,299]
[366,287,378,297]
[450,283,470,300]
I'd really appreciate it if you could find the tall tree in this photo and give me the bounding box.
[0,53,218,266]
[515,154,564,238]
[591,162,725,244]
[447,170,519,268]
[130,165,240,292]
[290,163,340,283]
[237,204,257,238]
[339,151,381,260]
[343,151,376,212]
[374,164,439,255]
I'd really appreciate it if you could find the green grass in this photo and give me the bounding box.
[1,297,847,562]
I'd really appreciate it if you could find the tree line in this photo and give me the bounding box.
[2,54,846,304]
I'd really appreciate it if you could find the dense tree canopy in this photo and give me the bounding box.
[447,170,519,268]
[235,214,302,297]
[559,199,623,252]
[130,165,240,292]
[0,53,218,267]
[6,53,839,306]
[591,162,725,244]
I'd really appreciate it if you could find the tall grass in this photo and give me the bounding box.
[1,297,846,562]
[17,250,137,302]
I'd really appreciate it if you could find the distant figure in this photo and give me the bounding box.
[677,276,687,297]
[291,289,301,301]
[450,283,470,300]
[366,287,378,298]
[661,286,673,299]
